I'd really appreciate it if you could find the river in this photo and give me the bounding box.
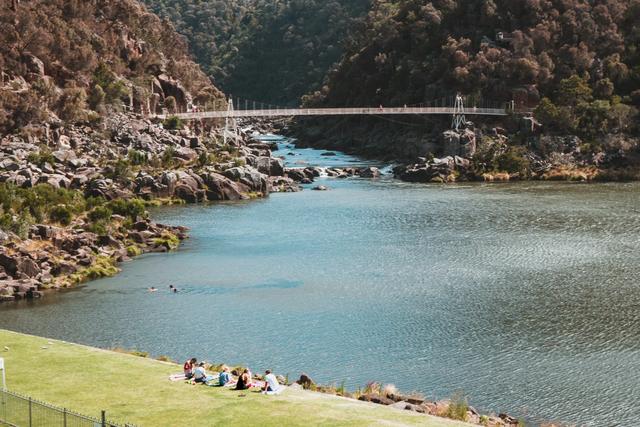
[1,137,640,425]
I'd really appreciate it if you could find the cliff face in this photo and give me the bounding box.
[0,0,224,135]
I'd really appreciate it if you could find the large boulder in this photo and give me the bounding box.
[160,171,178,194]
[358,167,381,178]
[38,174,71,189]
[0,253,18,277]
[175,184,205,203]
[85,179,132,200]
[0,159,20,171]
[269,176,301,193]
[285,168,308,182]
[17,257,41,278]
[201,172,249,201]
[23,53,45,76]
[443,130,461,156]
[173,146,198,162]
[255,156,285,176]
[358,394,395,406]
[223,166,269,194]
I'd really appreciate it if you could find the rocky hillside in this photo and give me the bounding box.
[0,0,224,134]
[0,1,316,302]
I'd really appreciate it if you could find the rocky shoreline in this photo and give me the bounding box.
[289,118,640,184]
[0,114,387,303]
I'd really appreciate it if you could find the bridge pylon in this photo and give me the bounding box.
[451,94,467,131]
[223,97,239,146]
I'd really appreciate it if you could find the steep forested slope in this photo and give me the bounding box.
[0,0,224,134]
[308,0,639,131]
[143,0,370,104]
[291,0,640,164]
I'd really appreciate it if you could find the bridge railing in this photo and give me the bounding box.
[156,106,508,120]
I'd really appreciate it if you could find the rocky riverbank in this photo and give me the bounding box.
[289,118,640,184]
[0,114,290,302]
[0,114,389,302]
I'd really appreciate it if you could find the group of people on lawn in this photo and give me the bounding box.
[183,358,281,394]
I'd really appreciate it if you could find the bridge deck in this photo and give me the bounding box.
[157,106,508,120]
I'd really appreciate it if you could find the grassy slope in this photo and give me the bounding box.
[0,329,470,426]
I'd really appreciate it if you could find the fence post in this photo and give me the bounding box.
[63,408,67,427]
[28,397,32,427]
[102,410,106,427]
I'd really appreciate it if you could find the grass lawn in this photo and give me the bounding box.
[0,329,470,426]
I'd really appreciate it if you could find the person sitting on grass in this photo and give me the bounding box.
[262,370,281,394]
[219,366,232,386]
[235,368,251,390]
[183,357,197,379]
[192,362,208,384]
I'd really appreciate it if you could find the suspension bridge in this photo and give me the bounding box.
[155,94,514,143]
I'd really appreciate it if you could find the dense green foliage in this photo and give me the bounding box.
[306,0,639,137]
[143,0,370,104]
[0,184,87,235]
[0,183,147,238]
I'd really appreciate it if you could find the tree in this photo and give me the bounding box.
[58,88,87,122]
[88,84,106,110]
[535,97,576,133]
[556,75,593,106]
[164,96,177,113]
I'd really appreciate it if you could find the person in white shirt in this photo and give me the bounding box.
[262,370,281,394]
[193,362,207,384]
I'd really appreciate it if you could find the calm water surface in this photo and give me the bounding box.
[1,139,640,425]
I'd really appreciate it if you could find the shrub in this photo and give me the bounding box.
[88,206,112,223]
[68,255,119,284]
[126,245,143,257]
[153,231,180,250]
[107,199,147,220]
[27,148,56,168]
[197,151,209,167]
[88,84,106,109]
[49,204,73,225]
[164,96,177,113]
[58,87,87,122]
[85,196,106,210]
[107,159,132,183]
[494,146,531,176]
[161,147,176,168]
[86,221,108,236]
[444,392,469,421]
[93,63,130,104]
[163,115,183,130]
[128,149,147,166]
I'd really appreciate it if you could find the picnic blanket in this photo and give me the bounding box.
[169,373,186,382]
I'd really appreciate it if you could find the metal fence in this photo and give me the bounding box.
[0,389,133,427]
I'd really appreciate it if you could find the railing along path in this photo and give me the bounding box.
[156,106,508,120]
